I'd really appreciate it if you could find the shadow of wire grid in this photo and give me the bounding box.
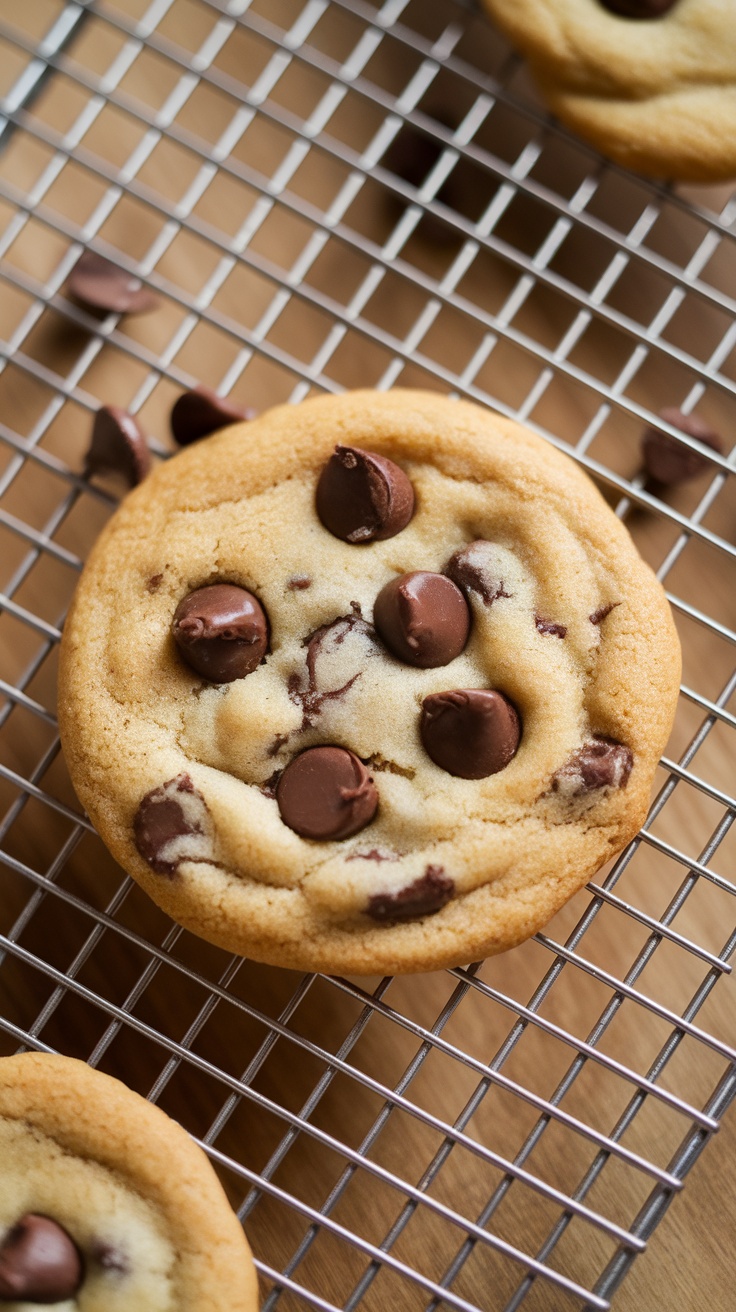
[0,0,735,1308]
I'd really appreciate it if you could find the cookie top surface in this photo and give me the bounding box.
[0,1052,257,1311]
[58,390,681,975]
[481,0,736,180]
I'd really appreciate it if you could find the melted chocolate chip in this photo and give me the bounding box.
[599,0,677,15]
[552,737,633,795]
[367,865,455,921]
[445,542,512,606]
[170,385,256,446]
[590,602,619,625]
[316,446,414,543]
[173,584,268,683]
[421,689,521,779]
[535,616,567,638]
[0,1214,83,1304]
[84,406,151,486]
[373,572,470,668]
[133,774,211,875]
[67,251,158,315]
[288,612,375,730]
[147,573,164,594]
[288,574,312,591]
[90,1242,129,1275]
[346,848,398,863]
[276,746,378,840]
[642,409,723,486]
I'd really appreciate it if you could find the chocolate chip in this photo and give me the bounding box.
[0,1214,83,1304]
[374,572,470,668]
[535,616,567,638]
[147,573,164,594]
[590,602,619,625]
[552,737,633,795]
[289,612,375,729]
[170,385,255,446]
[421,689,521,779]
[133,774,211,875]
[599,0,677,15]
[90,1242,128,1275]
[288,574,312,590]
[367,865,455,921]
[346,848,397,863]
[173,584,268,683]
[316,446,414,544]
[276,746,378,840]
[642,409,723,486]
[67,251,158,315]
[445,542,512,606]
[84,406,151,486]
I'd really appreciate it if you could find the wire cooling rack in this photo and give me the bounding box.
[1,1,735,1308]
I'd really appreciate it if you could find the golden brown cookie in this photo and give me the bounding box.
[0,1052,258,1310]
[481,0,736,180]
[58,390,681,975]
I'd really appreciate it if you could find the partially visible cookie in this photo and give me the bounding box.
[481,0,736,180]
[0,1052,258,1310]
[58,389,681,975]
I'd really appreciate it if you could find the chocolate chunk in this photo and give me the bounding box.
[67,251,158,315]
[170,385,256,446]
[173,584,268,683]
[367,865,455,921]
[599,0,677,15]
[590,602,619,625]
[421,689,521,779]
[276,746,378,840]
[642,408,723,486]
[552,737,633,795]
[84,406,151,486]
[535,616,567,638]
[316,446,414,544]
[0,1214,83,1304]
[287,574,312,590]
[374,572,470,668]
[133,774,211,875]
[445,542,511,606]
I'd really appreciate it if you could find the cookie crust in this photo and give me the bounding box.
[58,390,681,975]
[481,0,736,181]
[0,1052,258,1311]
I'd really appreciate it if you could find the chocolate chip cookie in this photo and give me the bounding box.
[481,0,736,180]
[58,390,681,974]
[0,1052,258,1310]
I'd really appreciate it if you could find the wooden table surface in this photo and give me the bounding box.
[0,2,735,1310]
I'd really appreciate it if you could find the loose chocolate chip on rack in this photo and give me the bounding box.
[374,572,470,668]
[170,385,256,446]
[277,746,378,840]
[421,689,521,779]
[445,542,512,606]
[67,251,158,315]
[367,865,455,921]
[84,406,151,486]
[599,0,677,15]
[173,584,268,683]
[552,737,633,795]
[0,1213,83,1304]
[316,445,414,543]
[133,774,211,876]
[535,615,567,638]
[642,408,723,486]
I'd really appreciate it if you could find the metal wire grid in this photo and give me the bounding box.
[0,0,735,1308]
